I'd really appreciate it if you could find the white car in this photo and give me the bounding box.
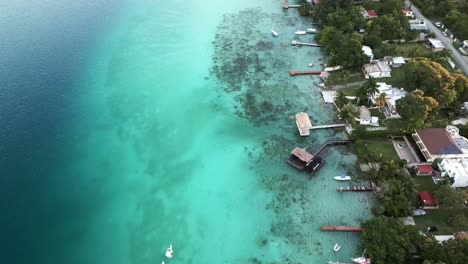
[435,21,444,28]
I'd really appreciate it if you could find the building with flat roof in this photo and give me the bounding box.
[437,159,468,187]
[369,82,407,118]
[428,38,445,52]
[412,126,468,161]
[295,112,313,136]
[362,61,391,78]
[409,19,427,30]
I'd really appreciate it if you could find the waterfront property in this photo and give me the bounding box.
[362,61,391,79]
[412,126,468,162]
[369,82,407,118]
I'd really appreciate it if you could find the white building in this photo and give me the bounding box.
[370,82,407,118]
[412,126,468,162]
[438,159,468,187]
[428,38,445,52]
[362,45,374,61]
[409,19,427,30]
[392,57,406,67]
[402,8,414,18]
[362,61,391,78]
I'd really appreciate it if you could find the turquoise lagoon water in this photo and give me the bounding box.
[0,1,373,263]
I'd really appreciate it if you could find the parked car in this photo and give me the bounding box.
[427,226,438,232]
[435,21,443,28]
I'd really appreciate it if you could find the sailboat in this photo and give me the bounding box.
[352,249,371,264]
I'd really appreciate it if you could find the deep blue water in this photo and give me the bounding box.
[0,1,126,263]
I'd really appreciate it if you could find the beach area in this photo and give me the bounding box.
[0,1,373,263]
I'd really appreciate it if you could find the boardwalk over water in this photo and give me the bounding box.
[289,69,322,76]
[291,40,323,47]
[311,124,347,130]
[311,138,353,157]
[321,225,363,232]
[282,0,300,8]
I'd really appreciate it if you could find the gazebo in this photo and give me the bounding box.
[287,147,314,170]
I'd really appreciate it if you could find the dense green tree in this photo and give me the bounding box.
[363,76,378,101]
[339,102,359,122]
[326,6,365,33]
[334,90,347,108]
[355,84,369,106]
[421,237,468,264]
[379,0,404,14]
[367,15,404,40]
[434,183,466,224]
[396,90,438,127]
[362,216,420,264]
[318,28,367,69]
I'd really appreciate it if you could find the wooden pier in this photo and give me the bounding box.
[337,182,380,192]
[289,70,322,76]
[312,138,353,157]
[282,0,300,8]
[321,225,363,232]
[310,124,347,130]
[291,40,323,47]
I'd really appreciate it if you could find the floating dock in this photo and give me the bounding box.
[321,225,363,232]
[289,70,322,76]
[291,40,323,47]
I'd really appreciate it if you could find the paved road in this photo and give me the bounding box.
[407,0,468,75]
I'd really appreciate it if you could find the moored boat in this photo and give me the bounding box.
[333,243,341,252]
[295,30,307,35]
[271,29,279,37]
[165,244,173,258]
[352,257,371,264]
[306,28,317,33]
[334,175,351,181]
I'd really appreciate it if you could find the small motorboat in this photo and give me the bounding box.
[308,63,314,67]
[333,243,341,252]
[352,257,371,264]
[165,244,173,258]
[334,175,351,181]
[271,29,279,37]
[295,30,307,35]
[306,28,317,34]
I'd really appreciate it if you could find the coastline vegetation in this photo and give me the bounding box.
[309,1,468,262]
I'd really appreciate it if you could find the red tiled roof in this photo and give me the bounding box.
[366,10,378,17]
[417,165,433,173]
[402,8,412,12]
[415,128,462,155]
[419,191,436,206]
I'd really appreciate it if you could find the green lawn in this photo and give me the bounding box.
[395,43,430,57]
[369,108,386,120]
[365,140,399,161]
[414,209,468,235]
[414,176,437,192]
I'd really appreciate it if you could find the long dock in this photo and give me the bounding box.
[291,40,323,47]
[282,0,300,8]
[310,124,347,130]
[289,70,322,76]
[337,182,380,192]
[321,225,363,232]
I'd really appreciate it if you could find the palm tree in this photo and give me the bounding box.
[339,103,359,122]
[365,76,378,102]
[375,92,387,108]
[334,90,347,108]
[355,85,368,106]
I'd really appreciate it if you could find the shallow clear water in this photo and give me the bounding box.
[0,1,373,263]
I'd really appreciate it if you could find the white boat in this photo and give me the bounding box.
[295,30,307,35]
[271,29,279,37]
[308,63,314,67]
[165,244,173,258]
[333,243,341,252]
[306,28,317,33]
[352,257,371,264]
[334,175,351,181]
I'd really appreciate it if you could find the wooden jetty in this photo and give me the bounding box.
[282,0,300,8]
[321,225,363,232]
[289,70,322,76]
[312,138,353,157]
[310,124,347,130]
[337,185,373,192]
[291,40,323,47]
